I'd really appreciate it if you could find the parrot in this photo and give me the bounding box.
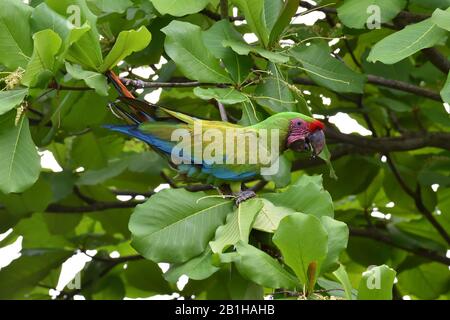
[103,71,326,204]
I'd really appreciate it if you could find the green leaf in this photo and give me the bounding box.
[123,260,172,294]
[0,89,28,116]
[88,0,133,13]
[239,101,261,126]
[99,26,152,72]
[65,63,108,96]
[254,62,296,113]
[22,29,62,87]
[31,3,97,70]
[202,20,252,84]
[397,262,450,299]
[337,0,407,29]
[320,216,349,273]
[193,87,248,105]
[252,199,295,232]
[0,111,40,194]
[273,213,328,286]
[164,248,220,283]
[77,158,130,186]
[263,175,334,218]
[0,0,33,69]
[162,21,232,83]
[441,73,450,104]
[149,0,210,17]
[357,265,396,300]
[233,0,270,47]
[367,17,447,64]
[0,179,52,218]
[129,189,233,263]
[44,0,103,70]
[223,39,289,63]
[269,0,300,45]
[333,264,354,300]
[290,43,366,93]
[234,241,300,289]
[209,199,263,253]
[0,249,72,299]
[431,8,450,31]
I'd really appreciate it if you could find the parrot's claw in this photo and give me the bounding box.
[234,190,257,206]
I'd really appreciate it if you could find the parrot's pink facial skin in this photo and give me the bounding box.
[287,118,325,156]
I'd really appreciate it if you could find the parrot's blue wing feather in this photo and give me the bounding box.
[202,165,257,181]
[103,125,174,154]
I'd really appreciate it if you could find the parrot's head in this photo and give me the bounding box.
[287,118,325,157]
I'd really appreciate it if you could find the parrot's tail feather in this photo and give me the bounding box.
[103,124,174,155]
[108,102,141,125]
[105,70,135,99]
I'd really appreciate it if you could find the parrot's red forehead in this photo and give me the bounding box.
[308,120,324,132]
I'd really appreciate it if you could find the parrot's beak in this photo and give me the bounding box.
[306,129,325,157]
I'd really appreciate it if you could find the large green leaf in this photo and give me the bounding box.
[269,0,300,45]
[0,89,28,116]
[254,62,296,113]
[357,265,396,300]
[0,0,33,69]
[0,249,72,299]
[21,29,62,87]
[149,0,210,17]
[209,199,262,253]
[202,20,252,84]
[320,216,349,273]
[333,264,354,300]
[129,189,233,263]
[252,199,295,233]
[367,17,448,64]
[193,87,248,105]
[263,175,334,218]
[290,43,366,93]
[65,63,108,96]
[0,112,40,194]
[431,8,450,31]
[337,0,407,29]
[273,213,328,287]
[88,0,133,13]
[162,21,232,83]
[44,0,103,70]
[123,260,172,294]
[397,262,450,299]
[100,26,152,72]
[234,241,300,289]
[164,248,220,283]
[223,39,289,63]
[31,3,95,69]
[233,0,270,47]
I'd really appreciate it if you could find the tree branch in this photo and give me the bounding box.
[385,156,450,245]
[325,127,450,152]
[220,0,229,19]
[350,227,450,265]
[121,78,215,88]
[292,76,442,102]
[422,48,450,74]
[45,201,144,213]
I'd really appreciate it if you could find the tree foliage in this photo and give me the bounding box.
[0,0,449,300]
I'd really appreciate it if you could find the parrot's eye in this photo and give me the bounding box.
[297,121,301,126]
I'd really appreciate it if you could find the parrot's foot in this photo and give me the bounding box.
[234,190,257,206]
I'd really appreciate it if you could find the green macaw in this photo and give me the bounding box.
[104,71,326,204]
